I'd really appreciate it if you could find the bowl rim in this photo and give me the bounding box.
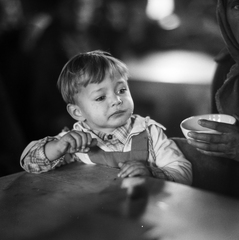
[180,114,236,131]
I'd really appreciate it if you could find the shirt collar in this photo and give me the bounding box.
[74,118,133,144]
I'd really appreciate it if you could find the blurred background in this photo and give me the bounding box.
[0,0,225,176]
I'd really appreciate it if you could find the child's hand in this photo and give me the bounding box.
[45,131,97,160]
[58,130,97,154]
[117,161,152,178]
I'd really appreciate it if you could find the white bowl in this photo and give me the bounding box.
[180,114,236,139]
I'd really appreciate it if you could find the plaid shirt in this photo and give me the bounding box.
[80,120,133,152]
[20,136,60,173]
[20,115,192,185]
[21,118,133,173]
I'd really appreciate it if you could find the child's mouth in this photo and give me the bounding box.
[110,110,125,118]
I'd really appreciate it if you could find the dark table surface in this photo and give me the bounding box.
[0,162,239,240]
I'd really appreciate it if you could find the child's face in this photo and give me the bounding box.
[74,72,134,133]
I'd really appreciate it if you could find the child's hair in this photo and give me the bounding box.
[57,50,129,104]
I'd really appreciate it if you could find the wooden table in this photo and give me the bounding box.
[0,162,239,240]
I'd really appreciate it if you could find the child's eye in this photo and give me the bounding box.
[118,88,127,94]
[95,96,105,102]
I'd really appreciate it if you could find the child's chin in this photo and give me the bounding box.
[109,112,131,127]
[114,120,129,128]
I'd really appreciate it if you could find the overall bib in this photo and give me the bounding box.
[87,131,149,168]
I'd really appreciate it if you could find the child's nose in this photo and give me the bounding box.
[112,95,122,106]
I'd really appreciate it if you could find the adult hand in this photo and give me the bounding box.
[187,119,239,161]
[117,160,152,178]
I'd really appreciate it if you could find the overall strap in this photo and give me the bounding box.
[87,130,149,168]
[145,117,157,162]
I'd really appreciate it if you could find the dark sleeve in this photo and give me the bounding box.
[211,50,235,113]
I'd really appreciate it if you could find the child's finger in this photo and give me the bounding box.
[84,132,92,146]
[127,168,148,177]
[73,132,97,151]
[89,138,97,147]
[81,137,97,152]
[78,133,89,150]
[118,164,135,178]
[62,133,78,153]
[85,133,97,147]
[67,131,87,151]
[118,162,148,178]
[67,131,83,150]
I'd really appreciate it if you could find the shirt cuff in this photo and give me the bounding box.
[149,166,175,182]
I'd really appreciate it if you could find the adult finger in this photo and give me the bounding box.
[188,130,227,144]
[187,139,227,153]
[199,119,236,133]
[196,148,227,158]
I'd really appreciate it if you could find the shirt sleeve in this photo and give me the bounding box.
[147,124,192,185]
[20,135,77,174]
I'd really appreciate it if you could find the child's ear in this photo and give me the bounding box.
[67,104,85,121]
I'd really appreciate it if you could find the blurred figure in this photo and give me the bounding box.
[93,0,161,59]
[188,0,239,162]
[24,0,100,139]
[0,0,102,142]
[0,0,60,142]
[211,48,235,113]
[0,0,101,175]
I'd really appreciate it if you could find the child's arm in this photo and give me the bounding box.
[118,124,192,185]
[45,130,97,161]
[20,130,97,174]
[148,124,192,185]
